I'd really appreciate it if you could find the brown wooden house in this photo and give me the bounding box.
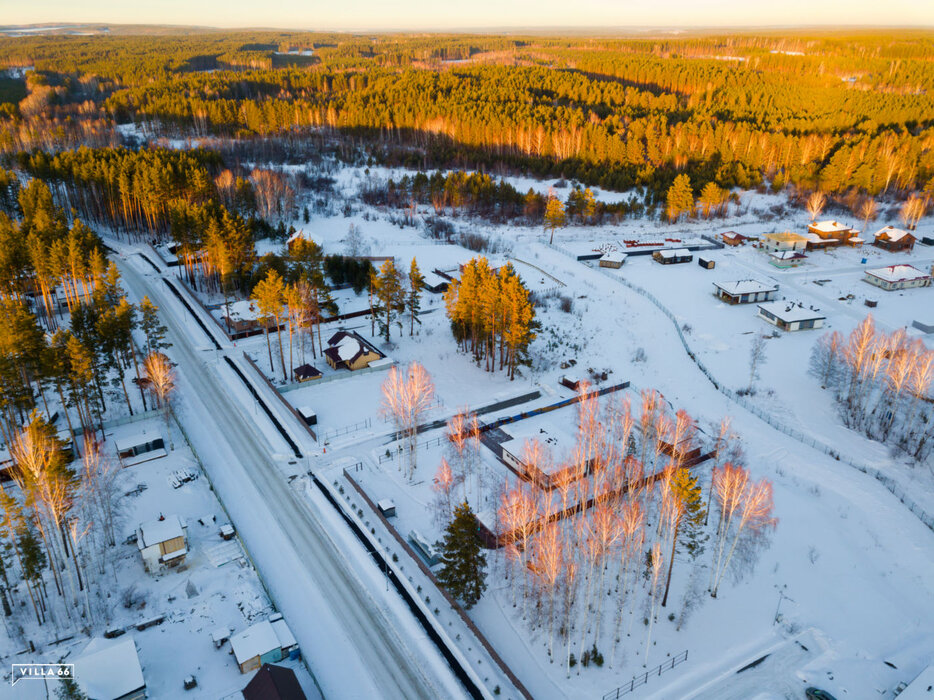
[872,226,916,252]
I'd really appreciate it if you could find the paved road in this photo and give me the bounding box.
[116,253,463,700]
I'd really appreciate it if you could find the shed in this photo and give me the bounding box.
[73,636,146,700]
[598,251,627,269]
[422,270,451,293]
[243,664,308,700]
[559,375,582,391]
[757,301,825,331]
[652,248,692,265]
[297,406,317,426]
[377,499,396,518]
[713,280,779,304]
[293,364,322,382]
[115,433,166,467]
[697,256,715,269]
[212,627,231,649]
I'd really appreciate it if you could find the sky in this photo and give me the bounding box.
[2,0,932,31]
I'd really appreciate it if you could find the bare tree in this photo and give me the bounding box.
[144,352,176,445]
[380,362,435,480]
[805,191,826,222]
[748,335,767,392]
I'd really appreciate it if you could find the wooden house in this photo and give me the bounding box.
[757,301,825,331]
[713,280,779,304]
[807,220,855,246]
[872,226,916,252]
[231,617,299,674]
[137,515,188,573]
[721,231,750,246]
[653,248,693,265]
[864,264,932,291]
[323,331,383,371]
[599,251,628,268]
[223,300,280,335]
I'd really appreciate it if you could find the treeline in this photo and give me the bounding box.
[1,32,933,201]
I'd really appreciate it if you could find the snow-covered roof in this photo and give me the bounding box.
[271,618,297,649]
[764,231,808,242]
[138,515,185,549]
[422,270,449,288]
[501,413,581,472]
[810,220,851,233]
[377,499,395,511]
[714,280,778,296]
[600,251,628,263]
[336,335,363,361]
[75,636,145,700]
[657,248,691,259]
[873,225,912,242]
[224,299,262,321]
[758,300,825,323]
[115,432,161,452]
[769,250,806,260]
[865,264,931,283]
[211,627,230,644]
[802,232,824,243]
[231,620,281,665]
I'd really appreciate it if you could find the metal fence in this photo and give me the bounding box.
[551,243,934,534]
[377,434,447,463]
[323,418,372,442]
[602,650,689,700]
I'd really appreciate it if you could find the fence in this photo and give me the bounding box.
[239,352,318,442]
[377,434,446,464]
[551,242,934,535]
[323,418,372,442]
[601,650,689,700]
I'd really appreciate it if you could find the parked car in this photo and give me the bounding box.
[806,689,838,700]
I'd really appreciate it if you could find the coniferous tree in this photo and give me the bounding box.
[437,501,487,609]
[407,257,423,337]
[665,174,694,222]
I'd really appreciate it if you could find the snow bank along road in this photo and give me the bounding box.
[115,253,469,700]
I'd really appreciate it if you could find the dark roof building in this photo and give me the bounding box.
[243,664,308,700]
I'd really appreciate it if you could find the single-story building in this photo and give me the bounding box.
[721,231,751,246]
[499,411,589,488]
[598,251,628,268]
[323,331,384,371]
[768,250,807,268]
[762,232,808,252]
[377,499,396,518]
[73,636,146,700]
[698,256,715,269]
[293,364,322,382]
[137,515,188,573]
[808,220,854,243]
[652,248,693,265]
[408,529,440,566]
[115,433,166,467]
[864,264,932,291]
[872,226,916,252]
[422,270,451,294]
[231,617,300,674]
[243,664,308,700]
[297,406,317,426]
[757,301,825,331]
[223,300,280,335]
[713,280,779,304]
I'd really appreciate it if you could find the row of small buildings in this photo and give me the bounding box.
[725,222,919,254]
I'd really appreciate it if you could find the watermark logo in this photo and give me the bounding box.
[11,663,75,685]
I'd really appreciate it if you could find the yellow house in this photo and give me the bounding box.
[762,231,808,253]
[324,331,383,371]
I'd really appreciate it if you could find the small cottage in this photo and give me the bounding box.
[137,515,188,573]
[323,331,383,371]
[762,232,808,252]
[768,250,807,268]
[73,636,146,700]
[872,226,916,252]
[231,617,300,674]
[598,251,628,268]
[757,301,825,331]
[864,264,932,291]
[223,300,280,335]
[653,248,693,265]
[721,231,750,246]
[713,280,779,304]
